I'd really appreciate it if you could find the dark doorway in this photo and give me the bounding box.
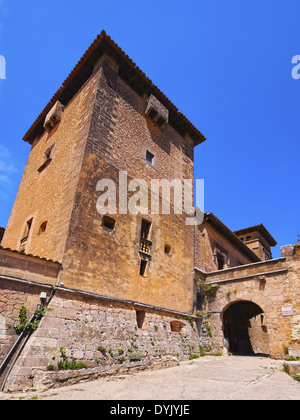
[223,301,269,356]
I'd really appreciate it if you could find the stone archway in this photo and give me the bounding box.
[222,300,270,356]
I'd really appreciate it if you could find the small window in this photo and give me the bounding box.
[246,236,252,241]
[141,219,151,240]
[136,310,146,329]
[20,218,33,252]
[146,151,154,165]
[217,253,225,270]
[140,259,147,276]
[38,143,55,173]
[164,244,171,255]
[102,216,116,231]
[38,221,48,234]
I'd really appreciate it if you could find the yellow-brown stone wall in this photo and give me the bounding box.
[202,254,300,359]
[195,222,252,273]
[1,70,101,262]
[58,59,196,312]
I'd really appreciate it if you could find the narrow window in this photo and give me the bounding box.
[246,236,252,241]
[141,219,151,240]
[102,215,116,231]
[38,143,55,173]
[38,221,48,234]
[164,244,171,255]
[146,150,154,165]
[140,220,152,254]
[136,310,146,329]
[217,253,225,270]
[140,259,147,276]
[20,218,33,252]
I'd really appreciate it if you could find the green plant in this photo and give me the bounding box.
[46,365,55,371]
[293,374,300,382]
[199,345,206,357]
[286,356,300,361]
[57,347,87,371]
[14,305,52,335]
[182,316,195,330]
[213,352,222,356]
[197,281,219,299]
[189,354,200,360]
[204,321,212,337]
[97,346,106,355]
[128,352,143,362]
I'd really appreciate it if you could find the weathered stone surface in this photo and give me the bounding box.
[284,361,300,376]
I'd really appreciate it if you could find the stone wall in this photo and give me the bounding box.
[195,222,253,273]
[4,287,208,392]
[201,250,300,359]
[1,68,100,263]
[0,278,53,362]
[58,56,196,313]
[0,251,60,362]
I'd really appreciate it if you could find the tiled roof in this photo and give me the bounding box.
[23,30,206,147]
[234,224,277,247]
[0,245,61,265]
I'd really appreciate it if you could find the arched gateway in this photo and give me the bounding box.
[222,300,270,356]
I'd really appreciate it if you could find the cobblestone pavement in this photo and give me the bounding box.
[0,356,299,401]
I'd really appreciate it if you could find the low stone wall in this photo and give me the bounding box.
[32,357,179,392]
[4,287,208,391]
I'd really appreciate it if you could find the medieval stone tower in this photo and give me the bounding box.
[0,32,209,391]
[2,31,205,313]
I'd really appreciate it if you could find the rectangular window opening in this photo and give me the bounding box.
[20,218,33,252]
[136,310,146,329]
[140,259,147,276]
[146,151,154,165]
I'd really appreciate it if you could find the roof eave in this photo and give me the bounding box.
[23,31,206,147]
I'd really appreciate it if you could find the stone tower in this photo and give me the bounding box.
[1,31,206,313]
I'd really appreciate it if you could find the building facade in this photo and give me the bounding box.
[0,31,299,391]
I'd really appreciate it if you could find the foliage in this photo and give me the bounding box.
[14,305,51,335]
[296,233,300,247]
[57,347,87,371]
[189,354,200,360]
[197,281,219,299]
[128,351,143,362]
[97,346,107,355]
[199,345,207,357]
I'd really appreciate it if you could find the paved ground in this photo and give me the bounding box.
[0,356,299,401]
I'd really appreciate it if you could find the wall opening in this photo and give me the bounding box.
[102,216,116,231]
[170,321,186,333]
[136,310,146,329]
[38,221,48,234]
[222,301,270,356]
[140,259,147,276]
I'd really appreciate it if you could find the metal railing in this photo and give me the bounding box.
[140,237,152,255]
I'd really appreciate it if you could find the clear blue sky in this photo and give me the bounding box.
[0,0,299,258]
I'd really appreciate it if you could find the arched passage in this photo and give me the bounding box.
[222,301,270,356]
